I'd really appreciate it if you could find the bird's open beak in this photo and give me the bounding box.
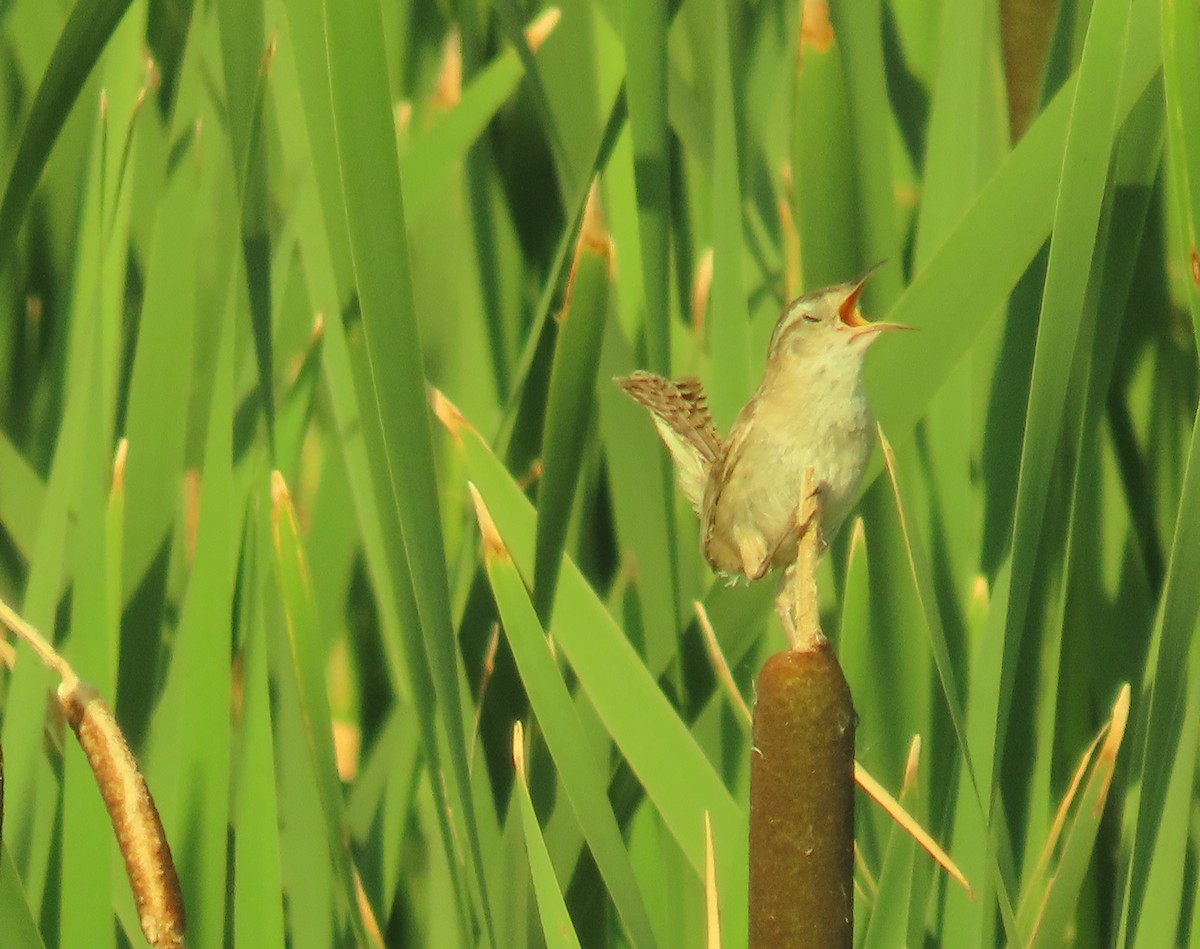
[837,262,914,338]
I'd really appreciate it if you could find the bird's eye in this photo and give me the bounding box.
[801,312,820,323]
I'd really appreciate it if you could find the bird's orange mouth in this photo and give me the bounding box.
[837,264,912,337]
[838,280,870,329]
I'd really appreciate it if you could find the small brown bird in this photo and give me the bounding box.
[616,271,907,593]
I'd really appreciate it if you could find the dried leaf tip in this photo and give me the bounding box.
[1100,684,1130,766]
[468,483,508,564]
[433,29,462,111]
[262,34,278,74]
[141,54,161,93]
[511,721,527,780]
[112,437,129,494]
[353,865,386,949]
[270,469,290,508]
[695,600,751,726]
[132,56,158,115]
[428,386,474,444]
[703,812,720,949]
[691,248,713,335]
[853,760,973,898]
[847,515,866,552]
[525,9,561,53]
[799,0,834,59]
[559,182,613,322]
[394,101,413,136]
[902,735,922,793]
[578,181,613,265]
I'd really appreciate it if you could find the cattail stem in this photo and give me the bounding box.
[0,596,76,689]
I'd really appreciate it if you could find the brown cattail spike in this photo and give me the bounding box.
[58,681,185,948]
[748,644,856,948]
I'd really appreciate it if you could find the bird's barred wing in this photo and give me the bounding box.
[671,377,723,461]
[614,371,723,512]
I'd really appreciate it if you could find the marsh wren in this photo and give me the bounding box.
[616,270,908,592]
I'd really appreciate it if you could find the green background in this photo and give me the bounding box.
[0,0,1197,945]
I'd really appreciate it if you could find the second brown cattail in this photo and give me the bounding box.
[58,680,185,949]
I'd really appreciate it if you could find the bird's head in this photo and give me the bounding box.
[766,264,911,366]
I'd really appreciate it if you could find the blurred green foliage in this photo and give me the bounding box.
[0,0,1196,946]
